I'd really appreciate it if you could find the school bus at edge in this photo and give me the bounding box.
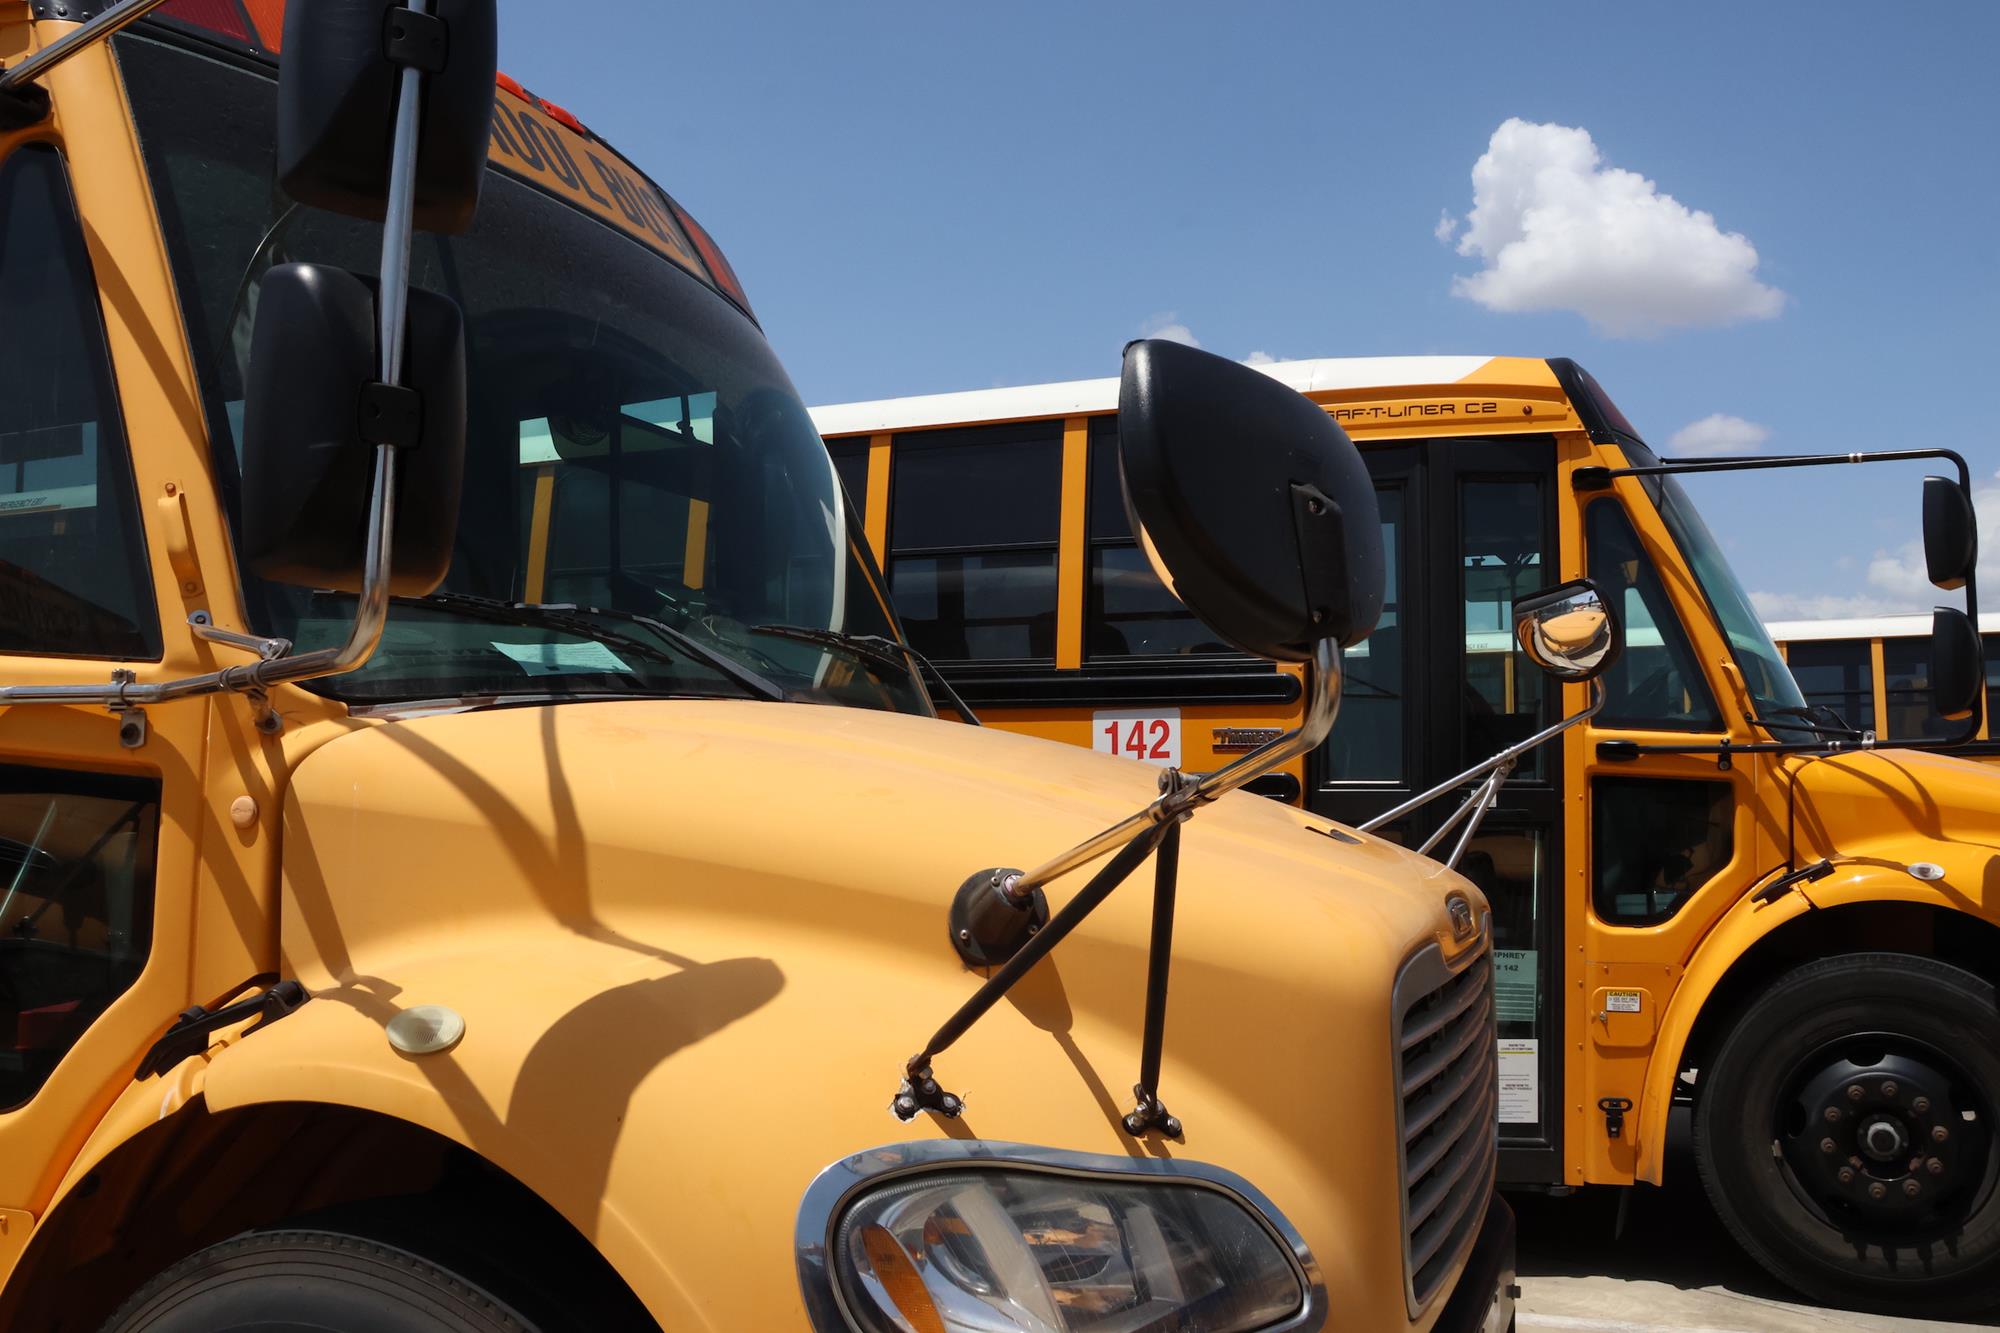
[0,3,1517,1330]
[818,354,2000,1315]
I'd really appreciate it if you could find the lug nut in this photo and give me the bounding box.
[1904,1179,1922,1197]
[1847,1084,1865,1101]
[1821,1137,1838,1154]
[1928,1157,1945,1176]
[1837,1167,1855,1183]
[1882,1081,1899,1099]
[1825,1106,1843,1122]
[1933,1125,1950,1143]
[1913,1096,1931,1115]
[1870,1182,1888,1200]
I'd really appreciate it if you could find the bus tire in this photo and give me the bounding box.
[1693,951,2000,1316]
[100,1229,542,1333]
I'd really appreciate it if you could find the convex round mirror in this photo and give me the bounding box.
[1513,578,1621,681]
[1116,340,1383,661]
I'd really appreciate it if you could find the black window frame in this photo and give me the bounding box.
[1784,637,1876,735]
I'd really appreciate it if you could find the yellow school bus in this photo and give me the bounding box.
[0,3,1519,1330]
[818,356,2000,1315]
[1771,613,2000,749]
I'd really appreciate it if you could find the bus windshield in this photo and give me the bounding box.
[117,32,927,715]
[1625,444,1811,735]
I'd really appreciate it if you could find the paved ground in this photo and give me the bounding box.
[1510,1109,1998,1332]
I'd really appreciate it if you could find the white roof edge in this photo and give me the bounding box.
[809,355,1495,436]
[1765,612,2000,642]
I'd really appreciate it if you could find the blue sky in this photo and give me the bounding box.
[499,2,1999,621]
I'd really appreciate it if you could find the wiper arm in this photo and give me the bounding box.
[1762,705,1868,742]
[387,592,787,702]
[750,624,981,724]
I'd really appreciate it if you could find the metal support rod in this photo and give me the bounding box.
[0,0,176,93]
[908,823,1170,1076]
[1363,681,1603,833]
[1006,639,1342,900]
[1135,815,1182,1099]
[1414,760,1508,860]
[1443,764,1507,869]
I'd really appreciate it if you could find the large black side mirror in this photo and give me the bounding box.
[1116,340,1383,661]
[1512,579,1621,682]
[278,0,498,233]
[239,264,466,595]
[1923,475,1978,591]
[1930,607,1983,721]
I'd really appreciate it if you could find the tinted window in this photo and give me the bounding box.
[1882,637,1950,740]
[887,424,1060,661]
[1593,777,1731,925]
[1786,639,1875,734]
[1585,501,1720,731]
[1461,479,1548,775]
[827,440,868,512]
[1985,634,1999,734]
[0,147,159,659]
[1085,417,1228,659]
[0,767,158,1108]
[1323,488,1403,782]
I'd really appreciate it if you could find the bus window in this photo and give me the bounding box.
[1584,500,1721,731]
[1324,490,1403,782]
[1592,777,1732,924]
[1461,479,1548,776]
[1084,417,1229,658]
[827,439,867,509]
[887,424,1059,662]
[1882,637,1950,740]
[1986,635,2000,733]
[1785,638,1875,734]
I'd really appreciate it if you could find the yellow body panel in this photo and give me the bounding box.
[176,700,1480,1330]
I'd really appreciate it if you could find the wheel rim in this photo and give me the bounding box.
[1775,1032,1996,1241]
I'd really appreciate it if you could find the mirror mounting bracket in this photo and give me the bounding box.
[382,6,448,73]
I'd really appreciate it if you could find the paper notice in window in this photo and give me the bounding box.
[1494,949,1538,1026]
[492,640,631,677]
[1498,1038,1539,1124]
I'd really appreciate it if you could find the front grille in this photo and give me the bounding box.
[1392,933,1496,1314]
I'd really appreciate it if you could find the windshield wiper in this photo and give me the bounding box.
[749,624,981,724]
[386,592,787,703]
[1761,705,1868,742]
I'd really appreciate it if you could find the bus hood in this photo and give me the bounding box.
[1791,744,2000,857]
[263,699,1485,1328]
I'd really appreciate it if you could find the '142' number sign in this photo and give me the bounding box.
[1092,708,1182,767]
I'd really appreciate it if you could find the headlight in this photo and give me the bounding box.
[797,1144,1323,1333]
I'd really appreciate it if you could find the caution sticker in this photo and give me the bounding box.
[1604,990,1643,1014]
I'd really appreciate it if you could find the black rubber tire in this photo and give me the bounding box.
[1693,952,2000,1316]
[100,1228,542,1332]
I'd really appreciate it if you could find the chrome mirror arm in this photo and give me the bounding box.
[0,0,179,96]
[1361,680,1605,849]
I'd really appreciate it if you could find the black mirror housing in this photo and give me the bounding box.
[1923,475,1978,591]
[1116,340,1383,661]
[277,0,498,234]
[1930,606,1984,722]
[240,263,466,596]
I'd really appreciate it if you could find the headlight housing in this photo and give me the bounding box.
[797,1142,1325,1333]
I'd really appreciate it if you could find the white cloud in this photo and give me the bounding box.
[1751,473,2000,621]
[1448,118,1785,337]
[1137,312,1200,348]
[1243,350,1278,366]
[1433,209,1460,244]
[1666,413,1770,457]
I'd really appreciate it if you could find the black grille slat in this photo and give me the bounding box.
[1399,956,1490,1051]
[1402,988,1493,1096]
[1394,934,1497,1313]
